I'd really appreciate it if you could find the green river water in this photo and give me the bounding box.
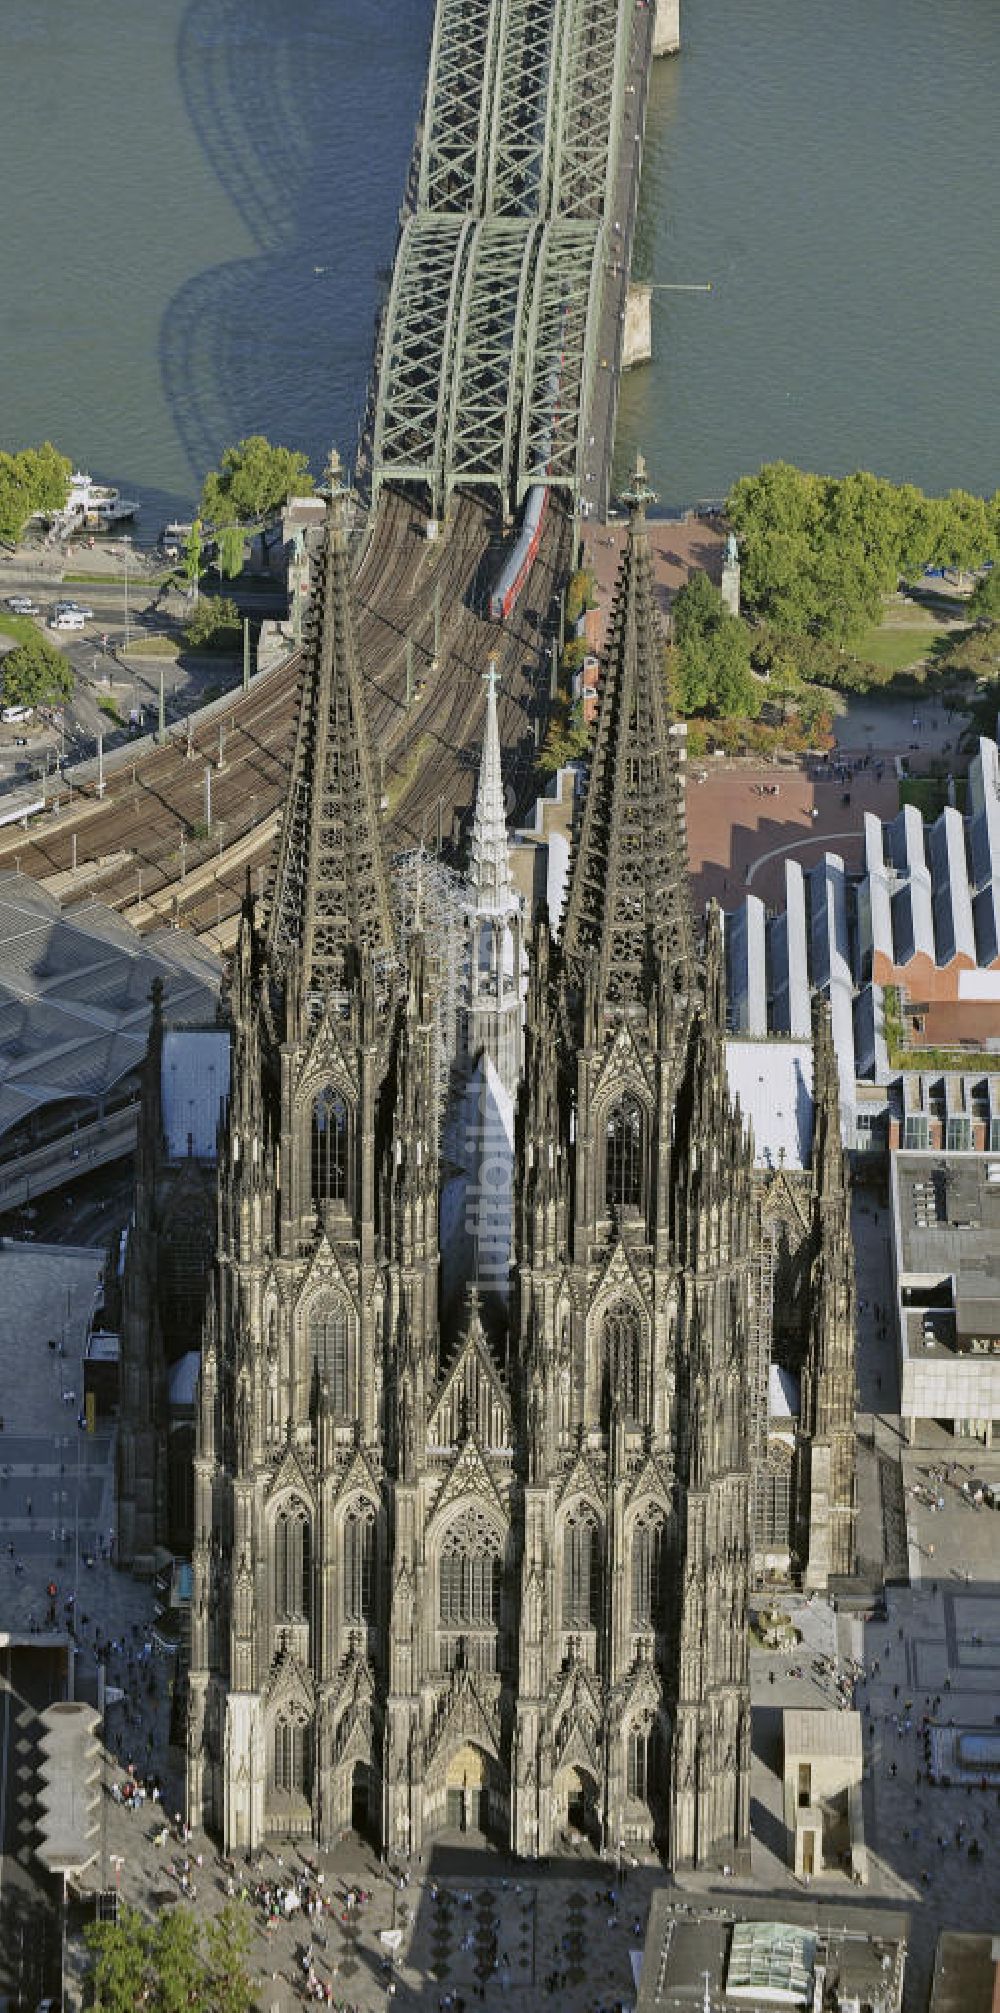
[1,0,997,530]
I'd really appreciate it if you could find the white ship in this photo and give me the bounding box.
[65,470,140,527]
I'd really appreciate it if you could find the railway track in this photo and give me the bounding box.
[0,487,572,948]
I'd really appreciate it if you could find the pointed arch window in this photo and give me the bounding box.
[439,1509,502,1627]
[605,1093,645,1213]
[273,1712,312,1796]
[274,1501,311,1621]
[562,1506,601,1628]
[312,1087,350,1207]
[309,1299,351,1417]
[345,1500,376,1625]
[603,1301,643,1425]
[631,1511,666,1628]
[627,1721,655,1801]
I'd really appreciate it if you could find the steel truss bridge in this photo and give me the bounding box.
[371,0,648,517]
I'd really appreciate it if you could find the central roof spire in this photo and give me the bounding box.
[560,453,693,1020]
[267,448,396,1002]
[468,660,515,916]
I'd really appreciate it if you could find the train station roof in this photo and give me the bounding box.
[0,871,221,1142]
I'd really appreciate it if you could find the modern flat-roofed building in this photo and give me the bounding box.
[929,1933,1000,2013]
[890,1148,1000,1445]
[636,1892,908,2013]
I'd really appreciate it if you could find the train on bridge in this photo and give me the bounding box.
[489,340,564,622]
[489,484,550,623]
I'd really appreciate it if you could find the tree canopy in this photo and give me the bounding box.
[967,567,1000,625]
[84,1901,257,2013]
[564,567,596,627]
[0,442,72,544]
[1,630,74,708]
[182,518,203,589]
[183,595,241,651]
[200,435,312,527]
[671,570,761,721]
[726,462,1000,642]
[216,524,247,579]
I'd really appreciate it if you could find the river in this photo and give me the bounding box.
[1,0,997,531]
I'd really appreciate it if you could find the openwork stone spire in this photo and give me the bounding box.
[811,989,847,1196]
[463,660,523,1111]
[469,662,515,916]
[268,450,396,1000]
[561,454,693,1017]
[797,990,858,1584]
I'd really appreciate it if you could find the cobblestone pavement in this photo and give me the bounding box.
[87,1789,655,2013]
[7,1234,1000,2012]
[0,1244,141,1638]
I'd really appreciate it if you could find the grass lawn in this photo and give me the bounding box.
[0,611,38,646]
[853,622,950,672]
[125,635,181,657]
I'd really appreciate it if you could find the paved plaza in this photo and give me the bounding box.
[0,1241,136,1636]
[3,1207,1000,2011]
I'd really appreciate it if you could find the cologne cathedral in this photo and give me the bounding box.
[166,458,854,1862]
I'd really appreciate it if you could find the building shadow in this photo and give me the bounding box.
[161,0,433,491]
[0,1643,69,2009]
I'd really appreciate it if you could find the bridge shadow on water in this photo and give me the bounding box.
[161,0,433,490]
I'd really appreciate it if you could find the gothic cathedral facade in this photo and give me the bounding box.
[185,457,852,1864]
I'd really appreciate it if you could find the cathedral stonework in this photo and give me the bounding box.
[184,455,852,1863]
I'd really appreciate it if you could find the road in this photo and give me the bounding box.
[0,1108,138,1214]
[1,564,282,794]
[582,0,656,522]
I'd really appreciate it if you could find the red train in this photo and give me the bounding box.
[489,483,549,622]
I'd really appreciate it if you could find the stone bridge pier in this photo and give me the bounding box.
[654,0,680,58]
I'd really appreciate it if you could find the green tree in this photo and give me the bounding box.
[205,1904,258,2013]
[933,489,993,573]
[967,567,1000,625]
[182,518,203,592]
[1,631,74,708]
[564,568,596,627]
[84,1900,258,2013]
[671,567,724,645]
[151,1908,206,2013]
[201,435,312,526]
[0,441,72,543]
[725,462,823,633]
[671,570,761,719]
[727,462,998,640]
[674,633,713,714]
[709,623,761,718]
[538,693,590,773]
[560,636,588,675]
[765,652,804,724]
[217,524,246,579]
[85,1904,152,2013]
[184,595,241,652]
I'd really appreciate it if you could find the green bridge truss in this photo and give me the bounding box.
[372,0,635,516]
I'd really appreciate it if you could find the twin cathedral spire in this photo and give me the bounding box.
[561,454,693,1019]
[185,455,848,1868]
[268,449,396,1005]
